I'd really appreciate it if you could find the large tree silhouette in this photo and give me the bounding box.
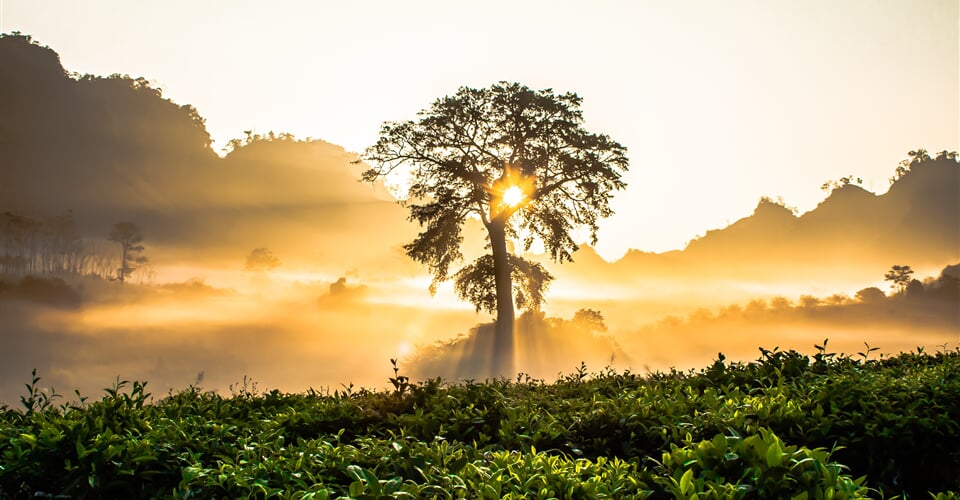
[362,82,629,376]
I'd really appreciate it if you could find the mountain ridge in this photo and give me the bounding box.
[2,32,957,286]
[559,154,958,287]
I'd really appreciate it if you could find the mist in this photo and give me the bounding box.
[0,274,482,405]
[3,262,957,408]
[2,33,958,408]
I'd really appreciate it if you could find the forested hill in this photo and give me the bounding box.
[0,32,409,266]
[555,151,959,287]
[0,32,216,215]
[683,152,959,266]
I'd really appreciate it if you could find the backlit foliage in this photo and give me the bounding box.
[361,81,628,312]
[2,346,958,497]
[452,254,554,313]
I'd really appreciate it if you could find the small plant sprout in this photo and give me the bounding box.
[229,375,260,399]
[338,382,355,398]
[20,368,60,415]
[858,342,880,362]
[814,338,829,354]
[389,358,410,397]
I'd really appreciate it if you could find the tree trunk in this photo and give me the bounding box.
[488,220,515,378]
[118,243,127,285]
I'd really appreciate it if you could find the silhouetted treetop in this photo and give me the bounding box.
[884,264,914,295]
[362,81,629,376]
[245,248,281,272]
[0,32,69,79]
[363,81,628,265]
[108,221,147,285]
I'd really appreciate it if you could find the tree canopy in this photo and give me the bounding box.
[361,82,628,375]
[884,264,914,295]
[244,247,281,272]
[108,221,146,285]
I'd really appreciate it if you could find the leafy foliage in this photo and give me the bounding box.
[361,81,628,315]
[884,264,915,294]
[452,254,554,313]
[2,346,959,498]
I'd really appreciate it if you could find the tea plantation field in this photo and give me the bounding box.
[2,344,958,498]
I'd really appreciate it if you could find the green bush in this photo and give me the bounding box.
[2,346,958,498]
[654,428,866,498]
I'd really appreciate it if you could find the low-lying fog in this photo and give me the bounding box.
[2,263,956,407]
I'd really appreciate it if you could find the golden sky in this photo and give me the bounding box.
[2,0,957,259]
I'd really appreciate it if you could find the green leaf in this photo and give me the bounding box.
[765,440,783,468]
[679,468,694,495]
[76,440,91,459]
[348,480,365,497]
[712,434,727,450]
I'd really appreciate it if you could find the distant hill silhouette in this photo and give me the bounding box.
[0,33,215,216]
[2,32,956,289]
[555,152,959,287]
[0,33,411,270]
[694,154,959,266]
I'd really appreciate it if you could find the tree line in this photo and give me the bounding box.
[0,210,148,284]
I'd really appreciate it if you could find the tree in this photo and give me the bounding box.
[108,222,146,285]
[855,287,886,304]
[908,148,931,164]
[905,279,924,298]
[572,308,608,334]
[799,295,822,308]
[244,247,281,272]
[884,264,914,295]
[361,82,629,376]
[820,175,862,192]
[890,149,935,185]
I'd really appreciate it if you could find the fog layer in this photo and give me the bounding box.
[1,34,958,406]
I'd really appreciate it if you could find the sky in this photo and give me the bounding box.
[2,0,958,260]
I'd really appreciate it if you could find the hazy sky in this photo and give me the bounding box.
[3,0,957,259]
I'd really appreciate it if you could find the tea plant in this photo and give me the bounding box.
[2,345,958,498]
[18,368,60,415]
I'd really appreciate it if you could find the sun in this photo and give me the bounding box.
[502,185,525,207]
[397,341,413,357]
